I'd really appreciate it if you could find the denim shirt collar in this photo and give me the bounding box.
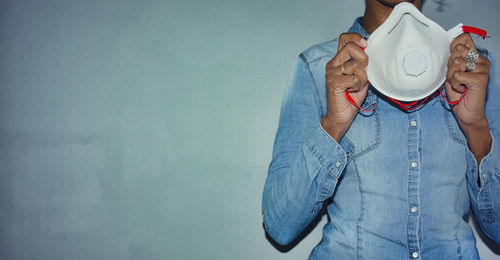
[348,17,370,39]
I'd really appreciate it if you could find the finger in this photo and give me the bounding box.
[447,57,466,73]
[327,75,362,93]
[332,42,368,67]
[469,63,489,74]
[446,58,490,77]
[447,52,489,93]
[326,59,368,87]
[444,81,465,102]
[445,80,463,95]
[449,45,489,66]
[341,60,368,85]
[446,78,466,94]
[447,61,467,93]
[450,33,476,53]
[346,82,370,106]
[447,56,462,89]
[448,57,489,74]
[475,55,490,66]
[338,33,368,52]
[452,71,489,87]
[448,44,470,66]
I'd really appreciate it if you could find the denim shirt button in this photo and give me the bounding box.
[411,206,418,213]
[412,252,419,258]
[411,161,418,168]
[410,120,417,127]
[335,161,341,168]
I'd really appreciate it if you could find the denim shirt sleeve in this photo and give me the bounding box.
[261,54,354,246]
[466,52,500,244]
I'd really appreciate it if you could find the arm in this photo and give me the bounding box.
[262,55,353,246]
[262,34,368,246]
[465,52,500,244]
[445,33,500,243]
[446,33,500,243]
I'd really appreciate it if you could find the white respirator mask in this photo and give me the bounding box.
[365,2,482,103]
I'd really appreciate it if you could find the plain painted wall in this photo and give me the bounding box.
[0,0,499,259]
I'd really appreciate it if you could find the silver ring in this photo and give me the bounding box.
[466,49,479,62]
[465,60,476,72]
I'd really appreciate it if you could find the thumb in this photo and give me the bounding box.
[445,81,464,103]
[338,33,368,52]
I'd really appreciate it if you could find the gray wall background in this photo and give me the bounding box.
[0,0,499,259]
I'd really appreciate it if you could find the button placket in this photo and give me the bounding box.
[407,113,421,258]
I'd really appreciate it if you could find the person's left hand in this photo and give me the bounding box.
[445,33,490,129]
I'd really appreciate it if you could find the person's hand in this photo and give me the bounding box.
[446,33,490,128]
[445,33,492,161]
[321,33,369,142]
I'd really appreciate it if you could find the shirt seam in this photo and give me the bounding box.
[354,159,365,259]
[300,53,325,116]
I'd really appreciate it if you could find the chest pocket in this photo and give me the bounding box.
[344,93,381,157]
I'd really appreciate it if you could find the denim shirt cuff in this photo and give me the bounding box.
[466,132,498,222]
[466,132,499,189]
[305,123,354,180]
[481,134,500,179]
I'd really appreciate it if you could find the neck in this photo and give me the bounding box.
[362,0,422,34]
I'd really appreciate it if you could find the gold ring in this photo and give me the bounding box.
[341,64,345,75]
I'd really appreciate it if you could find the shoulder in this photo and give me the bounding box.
[299,38,339,65]
[298,17,363,66]
[291,38,340,87]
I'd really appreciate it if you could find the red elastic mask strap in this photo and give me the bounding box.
[386,97,419,108]
[386,87,467,111]
[439,87,467,105]
[387,93,438,111]
[345,91,375,112]
[346,88,466,112]
[462,26,490,39]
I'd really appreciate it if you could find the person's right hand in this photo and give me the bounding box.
[321,33,369,142]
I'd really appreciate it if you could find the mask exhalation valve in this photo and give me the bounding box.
[402,49,427,78]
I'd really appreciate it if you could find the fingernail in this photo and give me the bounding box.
[360,38,368,47]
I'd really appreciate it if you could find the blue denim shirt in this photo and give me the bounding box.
[262,17,500,259]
